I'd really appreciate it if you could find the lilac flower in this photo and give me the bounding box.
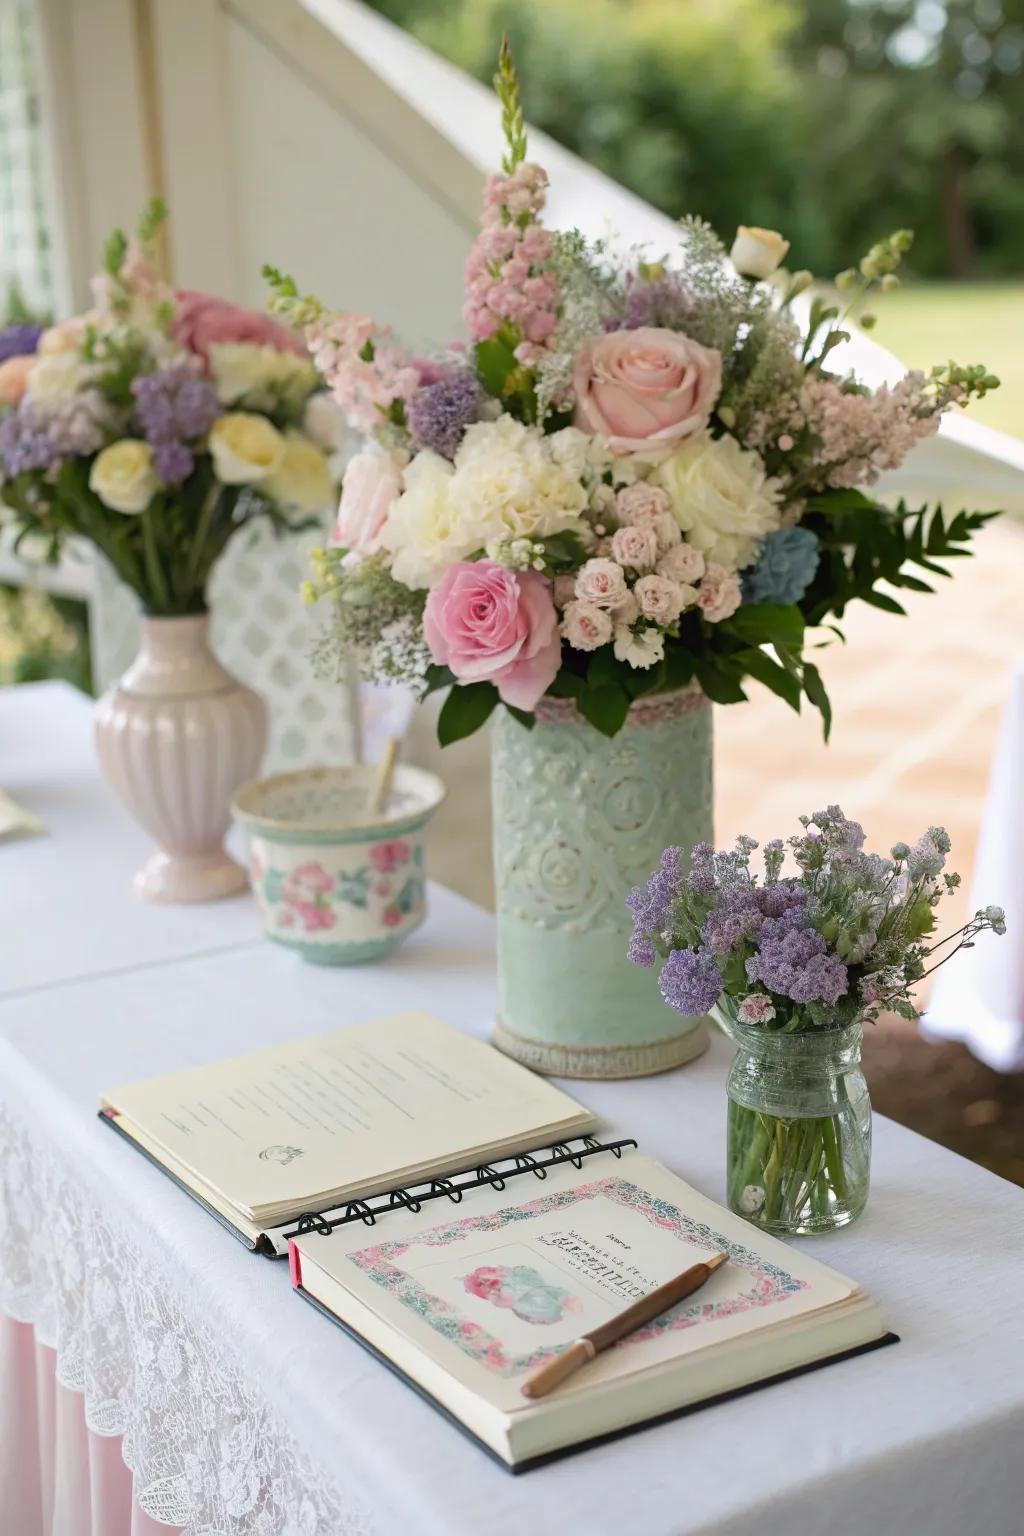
[627,845,683,932]
[627,934,656,968]
[746,926,849,1005]
[131,363,219,483]
[620,273,693,331]
[0,322,42,363]
[406,370,482,459]
[700,887,763,954]
[0,392,112,476]
[659,946,723,1017]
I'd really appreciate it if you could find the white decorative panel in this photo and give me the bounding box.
[0,0,54,314]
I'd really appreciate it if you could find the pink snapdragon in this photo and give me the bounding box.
[306,313,421,434]
[463,163,560,367]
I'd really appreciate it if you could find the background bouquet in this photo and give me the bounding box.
[272,43,998,745]
[627,809,1005,1231]
[0,202,334,616]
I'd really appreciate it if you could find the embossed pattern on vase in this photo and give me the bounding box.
[492,688,713,1077]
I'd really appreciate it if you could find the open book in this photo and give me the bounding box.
[291,1149,894,1470]
[99,1012,595,1255]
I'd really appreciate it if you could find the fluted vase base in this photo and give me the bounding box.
[134,849,249,905]
[493,1018,708,1080]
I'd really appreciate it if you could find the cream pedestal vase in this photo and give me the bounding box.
[491,687,713,1079]
[95,614,267,902]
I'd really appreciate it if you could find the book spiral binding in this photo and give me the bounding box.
[284,1134,639,1242]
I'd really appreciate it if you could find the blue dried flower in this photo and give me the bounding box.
[743,526,820,605]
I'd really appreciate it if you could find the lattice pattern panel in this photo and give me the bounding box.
[90,522,358,772]
[0,0,54,315]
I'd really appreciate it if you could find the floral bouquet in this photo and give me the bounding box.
[269,43,998,745]
[627,808,1005,1232]
[0,201,335,615]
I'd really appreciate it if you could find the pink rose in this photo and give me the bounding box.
[657,543,706,585]
[573,327,721,456]
[634,574,690,625]
[173,290,306,367]
[614,482,672,526]
[0,354,35,407]
[697,564,742,623]
[423,561,561,712]
[610,524,658,573]
[574,557,628,609]
[331,450,404,556]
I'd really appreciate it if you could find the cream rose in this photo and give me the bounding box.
[654,433,782,571]
[657,542,706,586]
[610,524,659,573]
[382,451,473,589]
[730,226,790,280]
[573,326,721,457]
[26,351,95,404]
[208,412,286,485]
[561,599,613,651]
[89,440,159,514]
[574,557,628,610]
[697,563,743,623]
[263,431,333,511]
[634,574,692,626]
[208,342,317,411]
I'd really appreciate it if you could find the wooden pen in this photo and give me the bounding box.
[520,1252,729,1400]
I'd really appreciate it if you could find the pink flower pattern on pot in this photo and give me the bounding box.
[370,840,412,874]
[279,862,337,932]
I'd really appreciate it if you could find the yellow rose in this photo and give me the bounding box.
[89,440,159,515]
[208,342,317,411]
[730,226,790,280]
[263,431,333,511]
[208,412,285,484]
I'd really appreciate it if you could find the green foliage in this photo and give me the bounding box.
[437,681,499,744]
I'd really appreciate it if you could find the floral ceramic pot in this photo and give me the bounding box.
[232,765,445,963]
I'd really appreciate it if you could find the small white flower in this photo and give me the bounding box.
[613,623,665,670]
[730,226,790,280]
[739,1184,766,1215]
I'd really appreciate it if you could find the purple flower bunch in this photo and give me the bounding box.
[0,323,42,363]
[406,368,482,459]
[627,807,1006,1032]
[0,392,112,477]
[131,362,220,484]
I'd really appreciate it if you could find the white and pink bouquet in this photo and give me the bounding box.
[270,45,998,743]
[0,202,336,615]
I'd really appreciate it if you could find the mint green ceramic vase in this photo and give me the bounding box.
[491,686,712,1079]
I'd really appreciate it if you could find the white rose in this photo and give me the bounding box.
[657,542,706,585]
[263,431,334,511]
[730,226,790,280]
[574,557,628,609]
[655,433,782,570]
[382,451,471,589]
[208,342,317,411]
[697,563,743,623]
[561,600,613,651]
[302,392,348,452]
[634,574,693,626]
[208,412,286,484]
[613,623,665,670]
[89,439,159,514]
[26,351,96,404]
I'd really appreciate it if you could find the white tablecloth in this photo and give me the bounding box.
[2,682,1024,1536]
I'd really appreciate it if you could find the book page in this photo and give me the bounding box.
[101,1013,593,1221]
[300,1152,858,1413]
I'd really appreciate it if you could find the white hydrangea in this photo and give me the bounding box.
[654,431,782,571]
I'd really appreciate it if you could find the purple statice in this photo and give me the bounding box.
[659,946,723,1017]
[700,886,764,955]
[746,925,849,1006]
[627,845,683,934]
[790,805,865,871]
[406,370,482,459]
[0,404,60,475]
[0,322,42,363]
[627,934,657,968]
[131,362,220,484]
[620,272,693,332]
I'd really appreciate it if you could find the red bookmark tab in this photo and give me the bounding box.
[288,1240,302,1288]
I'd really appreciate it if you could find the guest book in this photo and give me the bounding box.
[98,1011,596,1256]
[289,1148,895,1471]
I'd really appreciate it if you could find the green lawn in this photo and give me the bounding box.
[872,283,1023,441]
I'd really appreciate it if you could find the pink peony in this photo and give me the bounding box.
[423,561,561,712]
[331,450,404,555]
[573,327,721,457]
[173,290,306,368]
[0,354,35,407]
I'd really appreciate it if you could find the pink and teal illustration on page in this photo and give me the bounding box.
[346,1175,806,1380]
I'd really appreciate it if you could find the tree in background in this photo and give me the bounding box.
[369,0,1024,279]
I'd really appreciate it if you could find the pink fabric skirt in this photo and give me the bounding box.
[1,1313,184,1535]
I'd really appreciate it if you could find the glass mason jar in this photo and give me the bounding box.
[714,1005,871,1235]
